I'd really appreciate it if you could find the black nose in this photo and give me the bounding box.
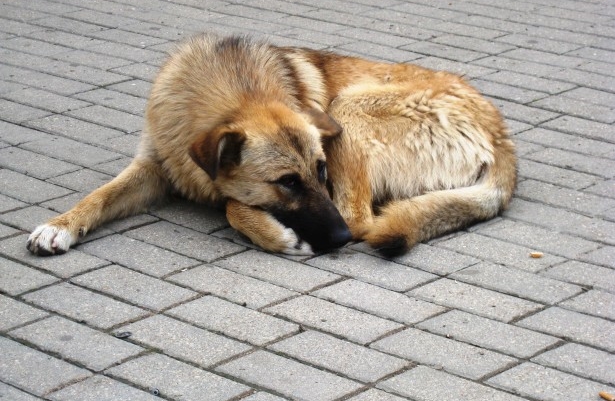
[328,226,353,249]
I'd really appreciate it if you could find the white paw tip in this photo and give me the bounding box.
[27,224,75,256]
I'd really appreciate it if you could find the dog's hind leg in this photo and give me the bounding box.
[27,157,169,256]
[226,199,313,255]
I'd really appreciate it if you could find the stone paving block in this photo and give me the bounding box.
[0,205,58,232]
[471,79,548,104]
[0,193,26,212]
[48,169,113,193]
[78,234,199,277]
[1,64,95,95]
[171,263,297,308]
[87,41,164,63]
[532,95,615,123]
[417,310,559,359]
[0,222,19,238]
[518,307,615,352]
[490,98,560,125]
[416,56,497,79]
[92,156,132,176]
[241,393,287,401]
[307,249,436,292]
[0,98,62,124]
[149,199,228,234]
[517,158,599,190]
[23,282,148,330]
[106,79,152,98]
[73,88,147,115]
[372,327,516,380]
[215,249,342,292]
[504,199,615,245]
[378,365,525,401]
[0,169,72,203]
[118,314,252,367]
[585,179,615,200]
[71,265,197,311]
[265,295,402,345]
[531,343,615,386]
[0,258,59,295]
[269,330,408,383]
[482,71,576,94]
[9,316,144,371]
[541,115,614,143]
[543,260,615,293]
[0,147,79,180]
[346,389,407,401]
[66,105,143,134]
[497,48,585,69]
[581,246,615,269]
[487,363,615,401]
[561,86,615,109]
[0,294,48,332]
[559,289,615,320]
[125,221,244,263]
[167,296,298,346]
[0,234,109,278]
[497,33,582,54]
[0,336,91,397]
[438,233,565,273]
[313,279,445,325]
[450,262,582,304]
[476,218,600,259]
[21,136,121,167]
[353,242,479,276]
[402,41,486,62]
[107,354,251,401]
[433,34,515,55]
[101,133,140,157]
[0,382,40,401]
[409,279,541,322]
[336,41,420,63]
[472,55,564,78]
[48,375,160,401]
[25,115,125,147]
[217,350,363,401]
[551,67,615,93]
[109,63,159,82]
[3,87,91,113]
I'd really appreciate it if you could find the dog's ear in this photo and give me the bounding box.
[190,127,246,181]
[305,108,342,137]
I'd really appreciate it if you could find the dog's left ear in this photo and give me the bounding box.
[190,127,246,181]
[306,108,342,137]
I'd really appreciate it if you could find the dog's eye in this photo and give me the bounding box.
[317,160,327,183]
[276,174,301,189]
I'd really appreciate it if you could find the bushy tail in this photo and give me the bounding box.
[365,141,517,257]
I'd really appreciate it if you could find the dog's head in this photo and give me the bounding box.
[190,102,352,252]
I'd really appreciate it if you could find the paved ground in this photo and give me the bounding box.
[1,0,614,400]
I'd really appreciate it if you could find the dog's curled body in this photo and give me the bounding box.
[27,33,516,257]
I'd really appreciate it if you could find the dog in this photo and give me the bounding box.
[27,33,516,257]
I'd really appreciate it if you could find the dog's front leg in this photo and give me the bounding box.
[27,157,168,255]
[225,199,313,255]
[327,147,374,241]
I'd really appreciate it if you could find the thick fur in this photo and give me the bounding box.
[27,33,516,257]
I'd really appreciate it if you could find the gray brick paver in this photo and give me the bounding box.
[372,327,517,380]
[2,0,614,399]
[217,350,363,401]
[107,354,251,401]
[9,316,144,372]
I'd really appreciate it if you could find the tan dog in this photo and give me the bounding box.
[27,33,516,257]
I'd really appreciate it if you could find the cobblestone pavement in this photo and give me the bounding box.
[1,0,614,400]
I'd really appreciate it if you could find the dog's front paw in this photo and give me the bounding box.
[279,227,313,256]
[26,224,77,256]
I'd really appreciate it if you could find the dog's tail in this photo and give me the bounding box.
[364,139,517,257]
